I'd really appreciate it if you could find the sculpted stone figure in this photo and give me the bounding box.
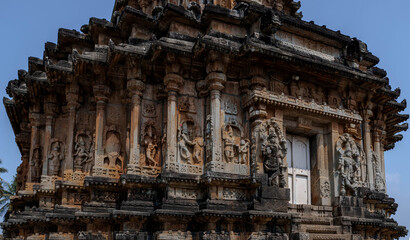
[31,147,41,182]
[178,126,195,164]
[336,133,366,196]
[238,139,250,164]
[48,140,64,176]
[223,125,236,163]
[74,134,93,172]
[260,119,287,187]
[141,122,159,167]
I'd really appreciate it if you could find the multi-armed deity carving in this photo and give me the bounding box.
[259,118,287,187]
[140,121,161,175]
[30,146,42,182]
[48,139,65,176]
[74,132,94,173]
[336,133,367,196]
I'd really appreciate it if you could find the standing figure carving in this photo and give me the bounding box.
[222,119,249,165]
[177,120,203,165]
[48,140,65,176]
[238,139,250,164]
[141,121,159,167]
[178,124,195,164]
[74,133,93,173]
[336,133,366,196]
[223,126,236,163]
[260,118,287,187]
[31,147,42,182]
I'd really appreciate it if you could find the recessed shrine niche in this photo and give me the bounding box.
[174,81,204,175]
[219,94,250,176]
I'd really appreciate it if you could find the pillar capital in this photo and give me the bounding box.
[93,85,111,103]
[206,72,226,91]
[164,73,183,93]
[127,79,145,97]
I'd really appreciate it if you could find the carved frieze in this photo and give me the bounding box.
[222,188,246,200]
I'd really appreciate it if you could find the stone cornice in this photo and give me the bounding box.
[244,90,363,123]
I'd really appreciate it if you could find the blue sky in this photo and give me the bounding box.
[0,0,409,235]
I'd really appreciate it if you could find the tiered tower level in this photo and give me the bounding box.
[2,0,408,239]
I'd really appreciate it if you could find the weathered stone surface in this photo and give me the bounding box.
[2,0,407,240]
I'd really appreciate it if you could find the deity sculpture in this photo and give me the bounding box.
[74,134,92,172]
[48,140,64,176]
[223,125,236,163]
[192,138,203,164]
[238,139,250,164]
[141,122,159,167]
[336,133,366,196]
[260,119,287,187]
[178,126,195,164]
[30,147,41,182]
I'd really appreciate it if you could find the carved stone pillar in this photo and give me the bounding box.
[327,122,340,198]
[126,79,145,174]
[163,72,183,171]
[64,80,80,179]
[373,129,386,192]
[315,132,331,205]
[42,95,57,176]
[28,112,42,183]
[205,53,226,172]
[92,85,111,175]
[363,115,374,190]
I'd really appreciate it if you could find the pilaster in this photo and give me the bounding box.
[92,84,111,176]
[205,52,226,172]
[164,54,183,172]
[126,76,145,174]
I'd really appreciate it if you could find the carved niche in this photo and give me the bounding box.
[220,118,250,175]
[259,118,287,187]
[176,118,203,175]
[31,146,42,182]
[140,120,161,176]
[103,125,124,176]
[74,131,93,173]
[48,139,65,176]
[336,133,367,196]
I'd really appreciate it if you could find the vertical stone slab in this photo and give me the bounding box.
[41,95,57,176]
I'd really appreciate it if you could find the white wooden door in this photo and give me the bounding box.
[287,135,311,205]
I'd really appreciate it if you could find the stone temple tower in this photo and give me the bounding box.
[2,0,408,239]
